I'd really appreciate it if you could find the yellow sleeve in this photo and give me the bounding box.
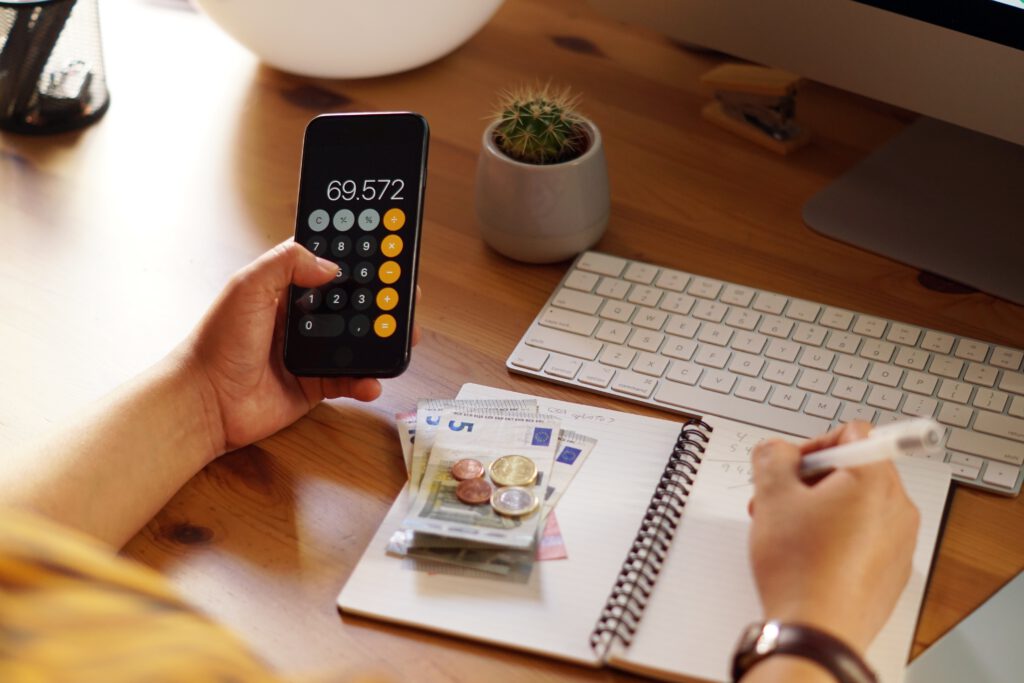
[0,507,280,683]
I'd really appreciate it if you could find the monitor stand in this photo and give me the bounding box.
[803,117,1024,306]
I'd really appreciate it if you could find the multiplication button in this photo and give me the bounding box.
[358,209,380,231]
[381,234,403,258]
[308,209,329,232]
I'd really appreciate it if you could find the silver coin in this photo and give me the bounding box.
[490,486,539,518]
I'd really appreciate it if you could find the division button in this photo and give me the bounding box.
[378,260,401,284]
[376,287,399,311]
[381,234,403,258]
[358,208,380,231]
[383,208,405,231]
[308,209,329,232]
[374,314,397,338]
[349,314,370,337]
[333,208,355,231]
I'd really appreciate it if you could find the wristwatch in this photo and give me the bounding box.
[731,621,878,683]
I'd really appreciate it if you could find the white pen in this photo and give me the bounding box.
[799,418,944,479]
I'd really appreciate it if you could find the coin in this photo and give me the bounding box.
[451,458,484,481]
[488,454,537,487]
[455,477,493,505]
[490,486,539,518]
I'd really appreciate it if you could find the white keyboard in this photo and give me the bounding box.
[507,251,1024,496]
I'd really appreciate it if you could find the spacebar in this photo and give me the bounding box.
[653,382,831,439]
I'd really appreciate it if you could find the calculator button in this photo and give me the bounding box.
[381,234,403,258]
[374,314,397,338]
[355,235,378,257]
[351,288,373,311]
[304,237,327,256]
[383,208,405,231]
[296,288,322,311]
[331,235,353,258]
[308,209,329,232]
[353,262,375,284]
[379,261,401,284]
[349,315,370,337]
[333,263,351,284]
[376,287,399,311]
[332,209,355,231]
[358,209,380,231]
[325,288,347,311]
[298,314,345,337]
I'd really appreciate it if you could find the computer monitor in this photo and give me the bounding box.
[589,0,1024,305]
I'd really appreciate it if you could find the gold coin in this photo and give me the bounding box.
[488,454,537,487]
[490,486,539,518]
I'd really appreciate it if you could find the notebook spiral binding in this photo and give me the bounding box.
[588,416,713,660]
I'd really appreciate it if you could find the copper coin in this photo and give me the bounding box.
[455,477,493,505]
[451,458,485,481]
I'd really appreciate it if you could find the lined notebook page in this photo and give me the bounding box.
[338,384,689,665]
[609,415,952,683]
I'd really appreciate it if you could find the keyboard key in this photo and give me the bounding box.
[893,347,929,370]
[951,461,982,480]
[577,252,626,277]
[596,277,630,299]
[800,349,836,371]
[947,429,1024,466]
[852,316,887,339]
[544,356,582,379]
[665,315,700,338]
[634,307,668,331]
[752,292,787,315]
[667,361,702,385]
[826,332,863,355]
[938,403,973,428]
[876,411,905,427]
[634,352,669,377]
[769,387,808,411]
[1011,396,1024,419]
[660,293,696,315]
[840,404,876,424]
[732,332,768,355]
[834,354,869,379]
[611,371,658,398]
[903,371,938,396]
[930,357,964,379]
[886,324,921,347]
[688,277,723,300]
[765,339,800,363]
[600,345,636,369]
[793,323,827,346]
[998,371,1024,396]
[832,378,868,402]
[736,379,771,403]
[955,339,989,362]
[806,396,841,420]
[692,300,728,323]
[663,337,698,361]
[963,363,997,387]
[600,300,636,322]
[729,352,765,377]
[698,323,733,347]
[564,270,598,292]
[628,330,665,353]
[950,452,984,469]
[982,461,1021,489]
[860,340,896,363]
[578,362,615,387]
[628,285,663,307]
[623,262,658,285]
[695,346,730,369]
[700,370,736,394]
[973,389,1008,413]
[539,306,599,336]
[820,308,854,330]
[725,308,760,331]
[866,386,904,411]
[760,315,795,339]
[937,379,974,404]
[902,395,938,418]
[720,285,756,307]
[655,382,828,437]
[797,369,833,394]
[973,412,1024,443]
[785,300,821,322]
[552,288,603,314]
[654,269,690,292]
[524,326,601,360]
[867,364,903,388]
[921,331,955,354]
[596,320,631,345]
[509,346,548,371]
[764,362,798,385]
[991,347,1023,371]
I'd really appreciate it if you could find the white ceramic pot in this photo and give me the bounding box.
[193,0,505,78]
[475,118,610,264]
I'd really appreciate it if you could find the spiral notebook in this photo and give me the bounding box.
[338,384,952,683]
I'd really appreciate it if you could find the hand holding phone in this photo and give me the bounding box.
[284,112,429,377]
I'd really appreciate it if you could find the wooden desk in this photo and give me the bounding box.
[1,0,1021,680]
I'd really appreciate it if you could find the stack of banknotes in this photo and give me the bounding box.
[389,399,597,577]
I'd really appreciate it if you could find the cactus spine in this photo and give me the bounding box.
[493,84,587,165]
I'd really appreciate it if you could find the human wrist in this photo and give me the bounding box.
[733,621,877,683]
[761,598,871,655]
[167,346,227,465]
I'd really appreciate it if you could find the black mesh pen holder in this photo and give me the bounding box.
[0,0,109,134]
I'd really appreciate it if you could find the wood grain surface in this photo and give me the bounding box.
[1,0,1021,681]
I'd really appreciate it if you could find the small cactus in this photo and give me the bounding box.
[492,83,588,165]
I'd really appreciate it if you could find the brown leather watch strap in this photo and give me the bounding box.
[731,621,878,683]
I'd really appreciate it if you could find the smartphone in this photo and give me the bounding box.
[284,112,429,377]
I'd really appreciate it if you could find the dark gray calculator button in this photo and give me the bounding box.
[355,235,377,257]
[351,288,372,311]
[331,235,353,258]
[325,288,347,311]
[298,314,345,337]
[308,209,329,232]
[353,261,375,284]
[349,314,370,337]
[305,237,327,256]
[358,209,380,231]
[333,209,355,232]
[296,288,322,311]
[333,263,351,284]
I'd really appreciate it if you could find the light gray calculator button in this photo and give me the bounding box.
[358,209,380,231]
[308,209,329,232]
[333,209,355,231]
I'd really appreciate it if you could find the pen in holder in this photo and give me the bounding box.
[0,0,109,134]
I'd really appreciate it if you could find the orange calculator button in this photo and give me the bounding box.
[376,287,399,311]
[381,235,403,258]
[383,208,405,231]
[378,260,401,284]
[374,314,397,338]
